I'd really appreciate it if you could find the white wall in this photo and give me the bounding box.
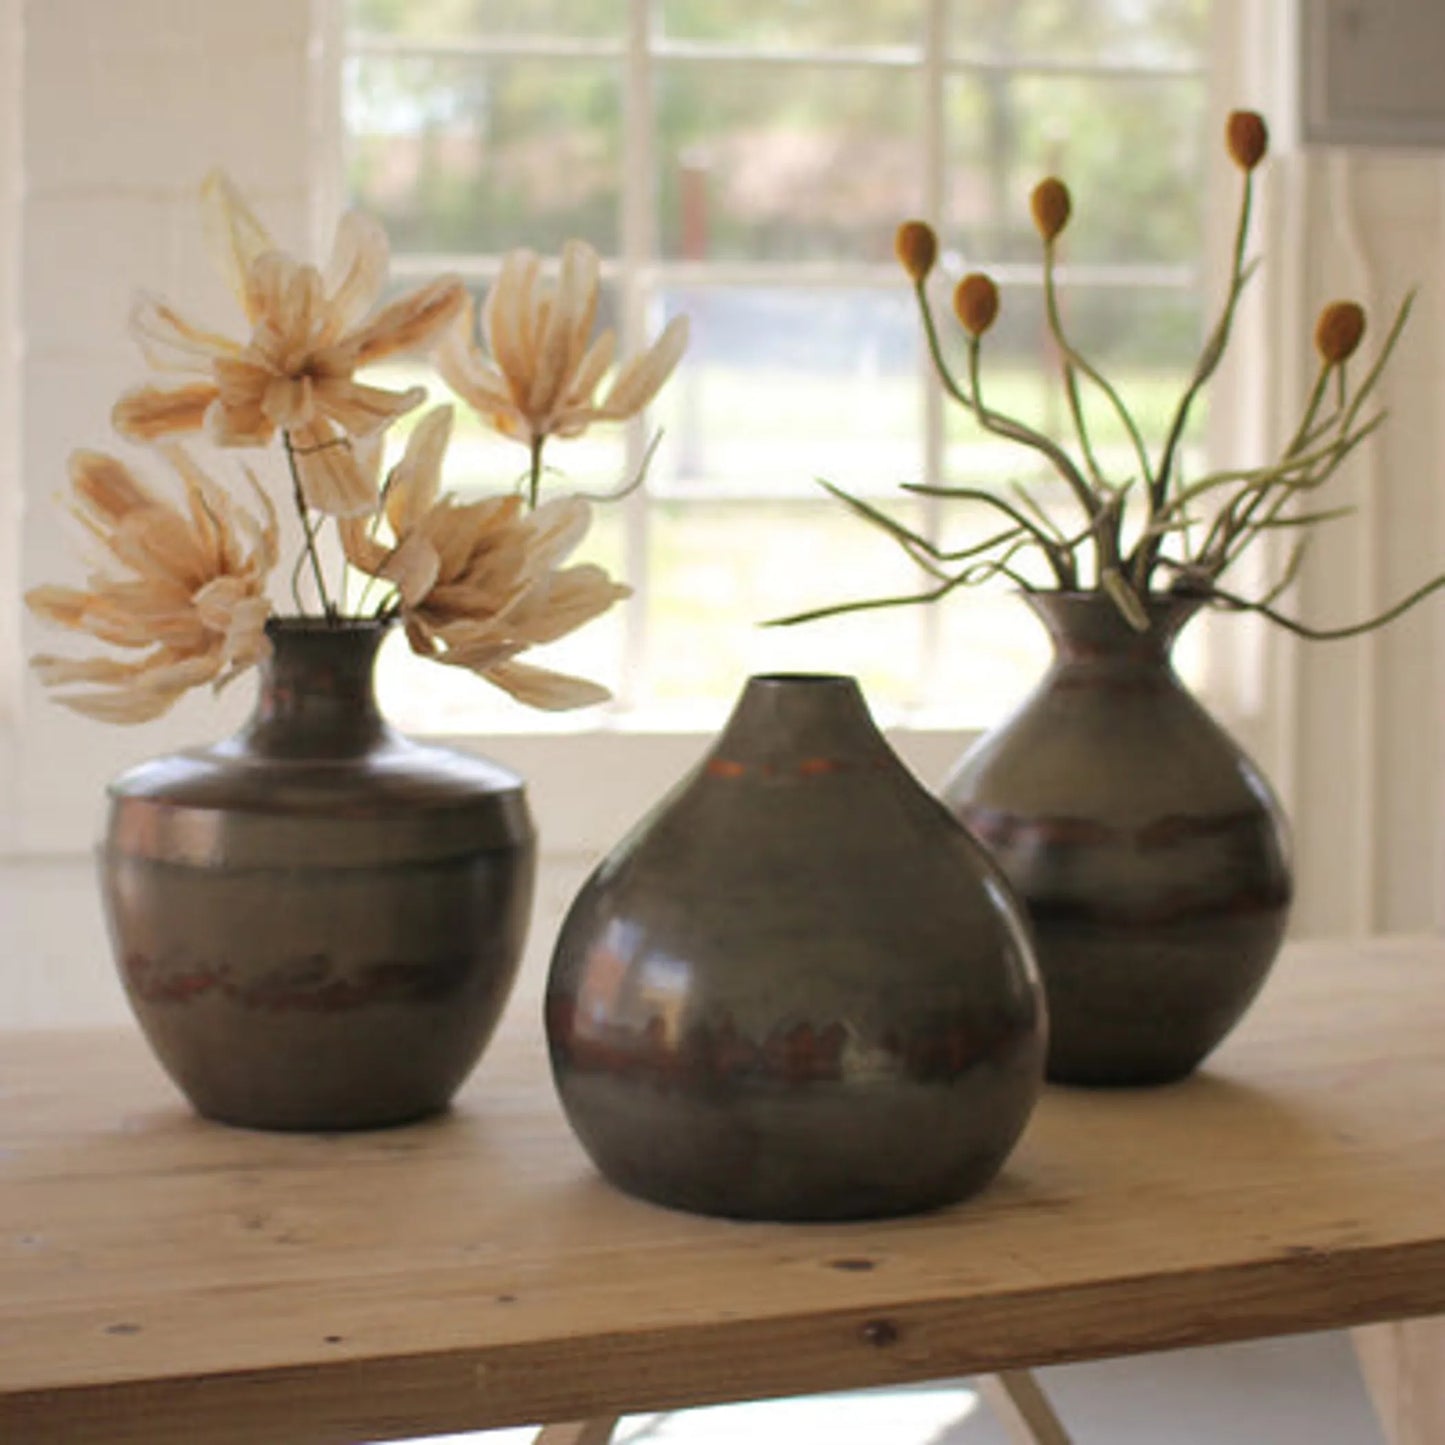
[2,0,1445,1031]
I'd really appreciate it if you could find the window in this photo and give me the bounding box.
[341,0,1213,734]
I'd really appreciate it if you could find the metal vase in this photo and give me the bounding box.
[545,673,1046,1222]
[943,592,1292,1087]
[100,618,536,1130]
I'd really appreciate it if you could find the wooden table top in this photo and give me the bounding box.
[3,937,1444,1445]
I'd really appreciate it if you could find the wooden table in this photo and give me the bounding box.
[3,937,1444,1445]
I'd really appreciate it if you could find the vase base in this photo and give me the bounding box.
[1046,1059,1200,1089]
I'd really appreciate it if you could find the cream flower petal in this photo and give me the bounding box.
[502,564,632,645]
[483,250,539,396]
[243,252,297,338]
[351,275,468,364]
[200,169,275,321]
[192,575,249,633]
[436,292,482,382]
[113,382,218,440]
[379,532,442,608]
[32,650,221,723]
[562,239,601,372]
[209,356,277,444]
[68,451,159,526]
[568,329,617,408]
[205,390,276,448]
[338,516,391,576]
[528,240,596,417]
[384,405,452,537]
[601,315,690,419]
[130,293,245,374]
[323,210,389,334]
[286,420,378,517]
[314,377,426,438]
[481,658,612,711]
[524,495,592,572]
[262,373,315,431]
[108,507,215,590]
[24,586,89,629]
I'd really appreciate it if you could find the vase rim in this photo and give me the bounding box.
[1018,587,1203,610]
[265,614,392,637]
[746,672,858,687]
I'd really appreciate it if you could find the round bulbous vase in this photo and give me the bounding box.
[942,592,1292,1088]
[545,673,1046,1222]
[100,618,536,1131]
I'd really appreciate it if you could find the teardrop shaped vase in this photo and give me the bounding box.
[545,673,1045,1221]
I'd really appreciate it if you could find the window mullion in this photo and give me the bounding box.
[918,0,949,711]
[617,0,659,715]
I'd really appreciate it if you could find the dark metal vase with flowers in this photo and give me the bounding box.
[545,673,1045,1222]
[27,176,687,1127]
[780,109,1445,1086]
[944,594,1290,1085]
[101,619,536,1130]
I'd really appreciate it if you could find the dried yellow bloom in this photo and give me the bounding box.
[438,240,687,450]
[113,170,467,517]
[1030,179,1072,243]
[1226,111,1269,171]
[894,220,938,283]
[26,447,278,723]
[340,407,631,710]
[1314,301,1367,365]
[954,273,1000,337]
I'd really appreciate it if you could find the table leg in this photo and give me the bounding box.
[1355,1319,1445,1445]
[975,1370,1074,1445]
[528,1373,1073,1445]
[532,1420,620,1445]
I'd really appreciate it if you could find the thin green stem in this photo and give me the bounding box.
[899,482,1075,584]
[1042,237,1153,491]
[281,431,335,618]
[912,279,1098,524]
[1166,566,1445,640]
[1151,170,1256,513]
[964,332,1102,547]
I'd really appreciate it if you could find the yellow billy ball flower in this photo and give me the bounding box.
[1226,110,1269,171]
[954,273,1000,337]
[895,220,938,283]
[1314,301,1367,365]
[1030,178,1072,243]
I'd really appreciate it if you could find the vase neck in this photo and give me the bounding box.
[1024,591,1200,673]
[712,674,888,769]
[238,619,391,759]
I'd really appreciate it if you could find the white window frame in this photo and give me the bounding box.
[336,0,1228,747]
[2,0,1261,863]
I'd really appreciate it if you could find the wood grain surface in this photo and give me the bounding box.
[2,937,1443,1444]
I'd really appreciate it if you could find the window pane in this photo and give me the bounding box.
[345,55,622,255]
[944,73,1207,264]
[640,500,928,723]
[936,279,1207,488]
[656,64,921,263]
[351,0,625,41]
[647,287,921,498]
[949,0,1209,66]
[661,0,922,47]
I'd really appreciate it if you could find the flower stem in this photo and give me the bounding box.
[528,436,544,510]
[282,431,335,618]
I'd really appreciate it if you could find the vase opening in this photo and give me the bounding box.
[749,672,855,686]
